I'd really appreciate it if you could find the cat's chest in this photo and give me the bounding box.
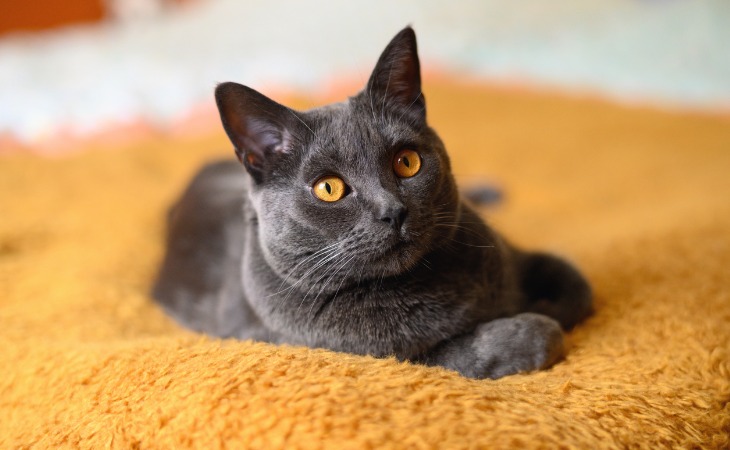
[309,278,488,357]
[245,253,494,357]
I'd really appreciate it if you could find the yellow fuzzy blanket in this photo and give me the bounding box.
[1,81,729,448]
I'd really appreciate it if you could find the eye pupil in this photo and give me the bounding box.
[403,157,410,168]
[325,183,332,194]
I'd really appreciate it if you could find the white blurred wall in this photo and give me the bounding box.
[1,0,728,143]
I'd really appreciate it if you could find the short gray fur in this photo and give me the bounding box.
[152,27,593,379]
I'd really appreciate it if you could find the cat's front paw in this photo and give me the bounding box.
[469,313,565,379]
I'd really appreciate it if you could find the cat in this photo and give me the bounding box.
[152,27,593,379]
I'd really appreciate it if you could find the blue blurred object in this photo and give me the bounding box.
[462,184,504,207]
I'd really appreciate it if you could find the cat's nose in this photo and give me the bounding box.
[379,204,408,231]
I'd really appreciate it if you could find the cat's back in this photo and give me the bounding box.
[152,160,252,337]
[173,160,248,214]
[161,160,247,261]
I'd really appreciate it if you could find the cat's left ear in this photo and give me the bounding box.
[365,26,425,126]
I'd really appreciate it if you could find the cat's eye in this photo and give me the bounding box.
[393,149,421,178]
[313,175,347,202]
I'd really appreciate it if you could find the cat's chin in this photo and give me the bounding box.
[368,239,426,276]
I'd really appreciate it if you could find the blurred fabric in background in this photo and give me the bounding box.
[0,0,728,148]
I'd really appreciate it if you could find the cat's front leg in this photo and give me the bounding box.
[422,313,565,379]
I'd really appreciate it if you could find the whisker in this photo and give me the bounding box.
[308,253,357,317]
[420,256,433,271]
[396,91,423,124]
[437,232,496,249]
[381,65,393,124]
[298,249,355,313]
[367,72,377,123]
[288,109,316,138]
[294,249,345,315]
[268,243,340,297]
[277,248,342,305]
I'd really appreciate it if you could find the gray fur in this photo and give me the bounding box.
[152,27,592,379]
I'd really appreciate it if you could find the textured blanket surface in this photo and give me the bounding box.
[1,81,729,448]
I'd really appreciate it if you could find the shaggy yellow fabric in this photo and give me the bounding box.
[1,81,729,448]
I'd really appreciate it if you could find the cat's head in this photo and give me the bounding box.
[215,27,459,285]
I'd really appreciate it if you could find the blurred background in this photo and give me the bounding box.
[0,0,728,150]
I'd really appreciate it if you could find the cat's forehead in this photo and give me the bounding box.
[304,99,416,160]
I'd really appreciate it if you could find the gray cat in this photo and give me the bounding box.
[152,27,592,379]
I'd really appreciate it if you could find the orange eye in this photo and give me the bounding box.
[313,175,347,202]
[393,149,421,178]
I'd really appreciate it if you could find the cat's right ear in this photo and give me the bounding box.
[215,82,298,183]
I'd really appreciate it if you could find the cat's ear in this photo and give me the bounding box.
[366,26,425,125]
[215,82,299,183]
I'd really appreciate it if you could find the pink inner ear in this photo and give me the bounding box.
[223,106,248,148]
